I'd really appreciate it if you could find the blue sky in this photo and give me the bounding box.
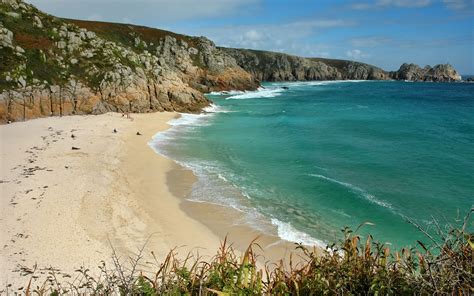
[29,0,474,73]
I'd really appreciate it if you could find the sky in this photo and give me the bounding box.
[28,0,474,73]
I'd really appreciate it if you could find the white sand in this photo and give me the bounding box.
[0,112,221,287]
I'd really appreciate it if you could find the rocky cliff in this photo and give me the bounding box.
[221,48,390,81]
[389,63,462,82]
[0,0,463,123]
[222,48,461,83]
[0,0,257,122]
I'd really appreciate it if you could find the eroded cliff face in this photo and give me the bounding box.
[389,63,462,82]
[222,48,462,83]
[0,0,258,122]
[221,48,390,82]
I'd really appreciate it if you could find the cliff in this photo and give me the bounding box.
[0,0,463,123]
[0,0,258,122]
[389,63,462,82]
[222,48,462,83]
[221,48,390,81]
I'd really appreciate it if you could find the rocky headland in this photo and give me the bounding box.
[0,0,463,123]
[389,63,462,82]
[221,48,390,81]
[221,48,462,83]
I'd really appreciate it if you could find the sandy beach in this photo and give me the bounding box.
[0,112,306,287]
[0,112,221,285]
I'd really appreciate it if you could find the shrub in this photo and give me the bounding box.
[4,209,473,295]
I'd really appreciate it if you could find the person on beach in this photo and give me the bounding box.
[122,112,133,121]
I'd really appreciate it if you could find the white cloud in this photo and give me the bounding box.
[244,30,262,42]
[287,19,355,28]
[378,0,431,7]
[352,0,431,9]
[27,0,260,24]
[350,36,392,47]
[346,49,370,59]
[443,0,473,10]
[186,19,353,57]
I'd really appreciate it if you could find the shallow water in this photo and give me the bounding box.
[151,80,474,248]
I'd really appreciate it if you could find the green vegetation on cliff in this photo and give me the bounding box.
[222,47,461,83]
[0,0,257,122]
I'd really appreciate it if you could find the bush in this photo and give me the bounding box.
[5,209,473,295]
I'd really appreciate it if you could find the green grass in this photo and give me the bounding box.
[64,18,200,52]
[311,57,379,71]
[6,209,473,295]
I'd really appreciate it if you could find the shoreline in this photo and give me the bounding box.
[0,111,311,287]
[0,112,222,286]
[151,111,322,262]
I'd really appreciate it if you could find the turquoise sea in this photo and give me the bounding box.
[151,80,474,248]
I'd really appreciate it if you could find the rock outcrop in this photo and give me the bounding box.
[222,48,390,81]
[222,48,461,83]
[221,48,389,81]
[0,0,257,122]
[389,63,462,82]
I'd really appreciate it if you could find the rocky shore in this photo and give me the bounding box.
[0,0,258,122]
[222,47,461,83]
[0,0,463,123]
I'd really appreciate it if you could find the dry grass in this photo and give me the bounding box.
[3,209,473,295]
[13,33,53,50]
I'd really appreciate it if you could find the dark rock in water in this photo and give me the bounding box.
[465,77,474,82]
[282,86,289,90]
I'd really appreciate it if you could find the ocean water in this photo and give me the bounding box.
[151,80,474,248]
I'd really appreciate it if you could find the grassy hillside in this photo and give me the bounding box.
[311,57,385,73]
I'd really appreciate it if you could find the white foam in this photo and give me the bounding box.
[148,110,218,161]
[165,113,210,128]
[148,111,330,251]
[203,103,234,113]
[309,174,394,210]
[226,87,285,100]
[163,103,231,128]
[217,173,228,182]
[271,218,326,248]
[188,199,246,213]
[241,191,252,200]
[208,90,246,96]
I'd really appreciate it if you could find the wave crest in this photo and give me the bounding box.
[308,174,394,210]
[226,87,285,100]
[271,218,326,248]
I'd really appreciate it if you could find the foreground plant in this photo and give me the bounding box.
[4,209,473,295]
